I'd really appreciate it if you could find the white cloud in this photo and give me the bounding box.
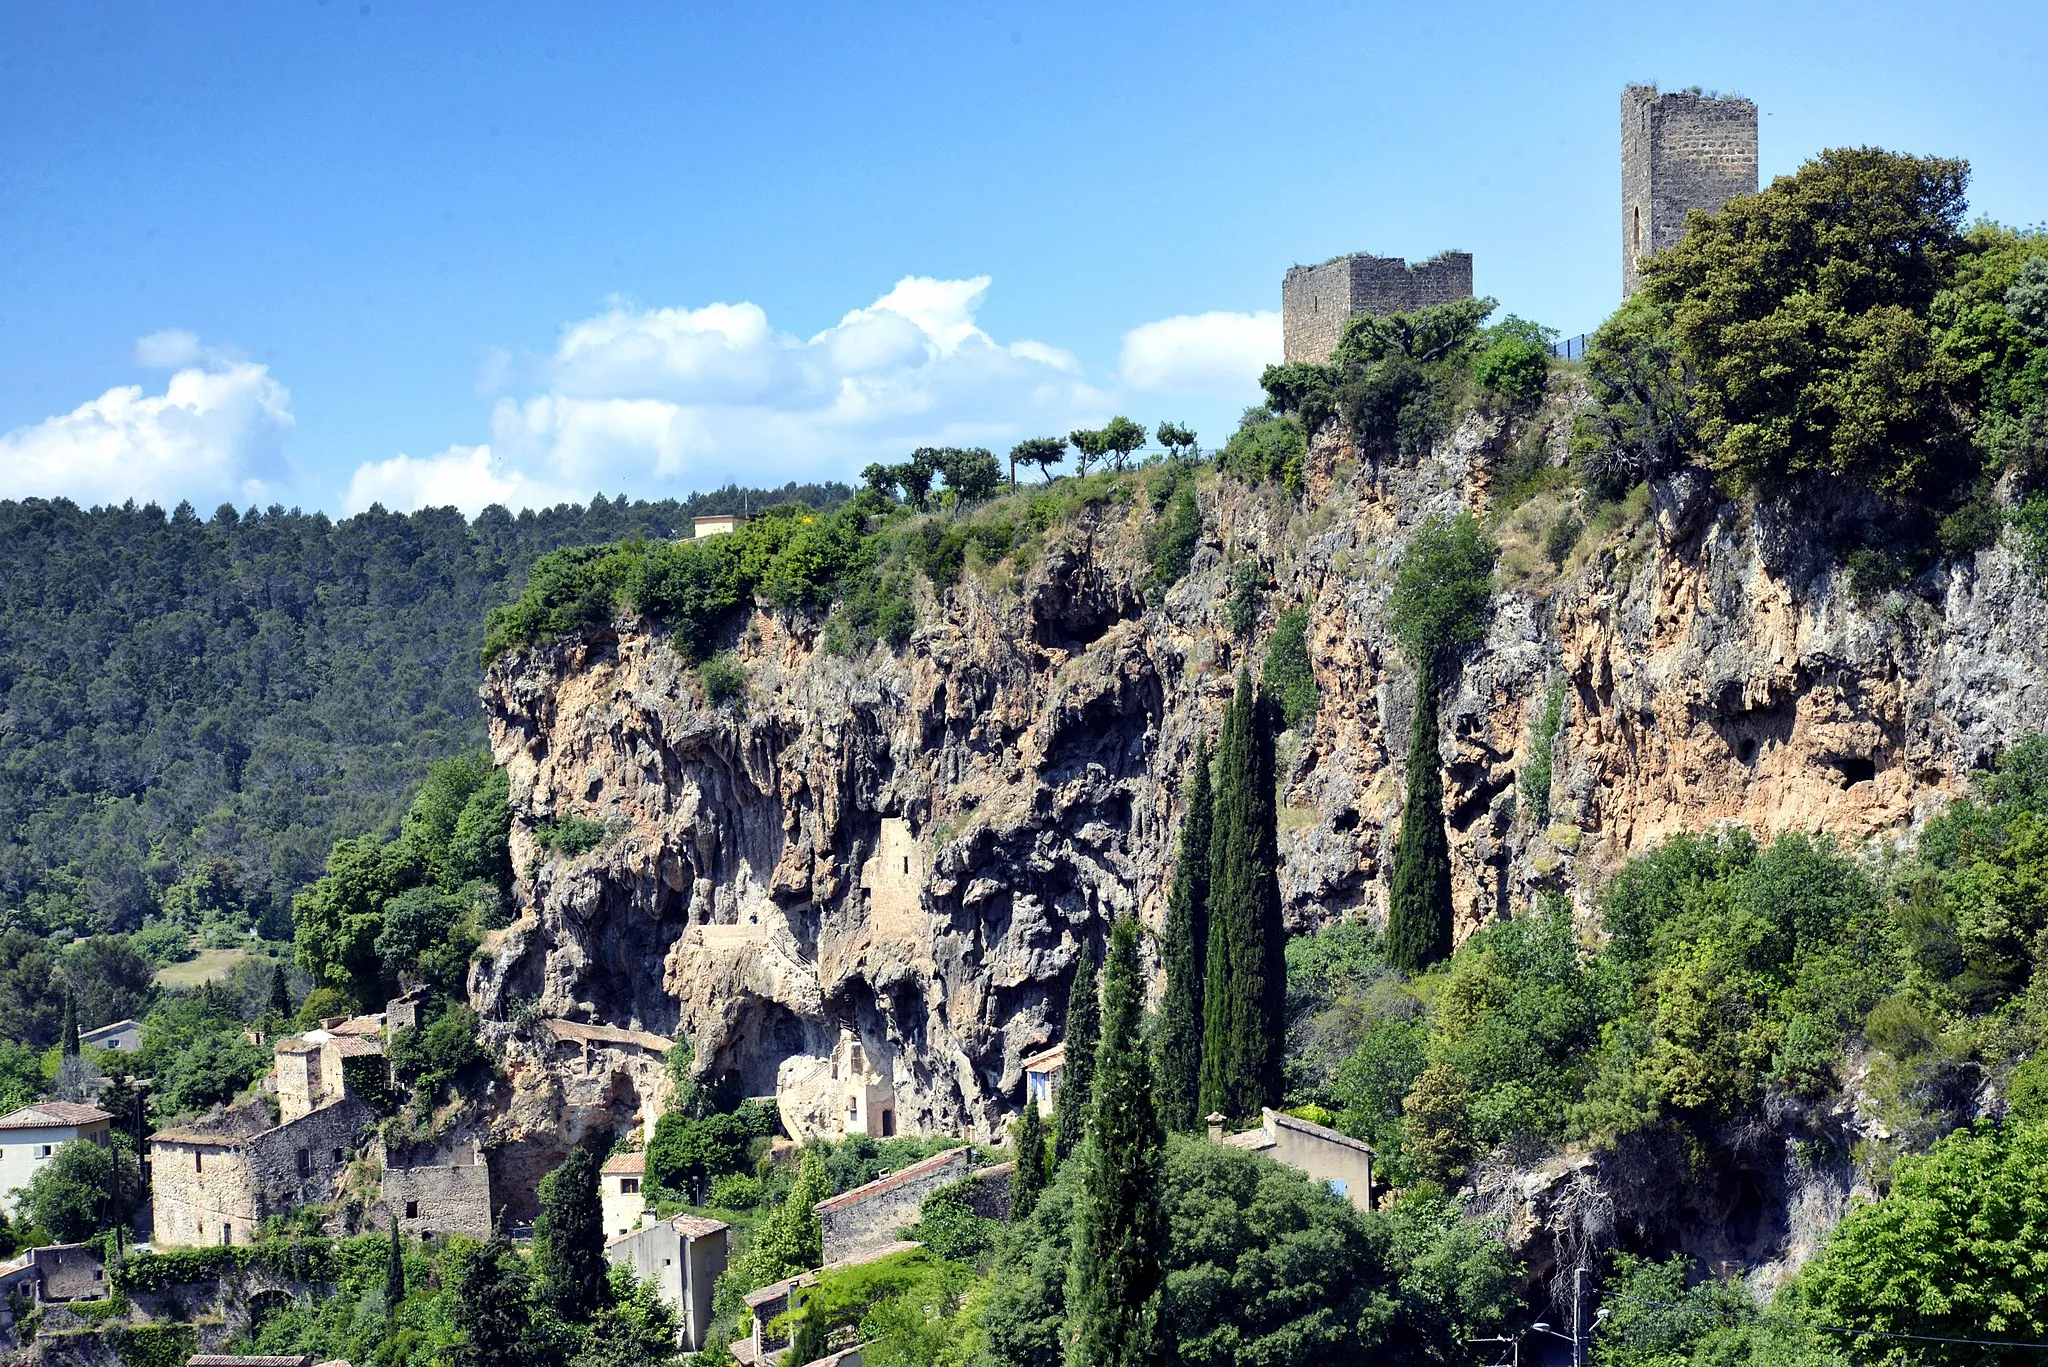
[342,444,583,517]
[1119,310,1282,397]
[348,275,1114,513]
[0,339,294,509]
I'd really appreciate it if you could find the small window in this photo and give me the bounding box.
[36,1144,53,1159]
[405,1201,419,1219]
[297,1148,311,1176]
[222,1224,232,1246]
[902,855,909,876]
[620,1177,640,1194]
[1327,1178,1347,1197]
[847,1096,859,1119]
[663,1257,672,1266]
[196,1151,204,1174]
[880,1109,894,1138]
[333,1147,344,1163]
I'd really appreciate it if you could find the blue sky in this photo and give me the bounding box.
[3,0,2043,514]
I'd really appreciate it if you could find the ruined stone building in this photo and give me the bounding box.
[603,1213,728,1352]
[815,1145,972,1266]
[1280,251,1475,364]
[152,1004,493,1245]
[1621,85,1758,296]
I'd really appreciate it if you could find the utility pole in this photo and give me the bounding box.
[1572,1266,1588,1367]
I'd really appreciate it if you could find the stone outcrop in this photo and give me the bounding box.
[468,404,2048,1191]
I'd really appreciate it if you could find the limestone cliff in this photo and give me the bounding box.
[467,407,2048,1201]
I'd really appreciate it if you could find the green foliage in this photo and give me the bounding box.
[1385,512,1498,672]
[1199,670,1283,1122]
[1568,294,1699,500]
[1158,738,1213,1134]
[1219,409,1306,495]
[1066,918,1168,1367]
[535,1147,610,1322]
[645,1104,771,1199]
[1225,560,1263,639]
[730,1146,831,1291]
[1260,607,1320,730]
[1010,1101,1051,1224]
[155,1023,269,1114]
[1011,436,1069,483]
[696,652,747,708]
[1054,944,1100,1165]
[573,1265,684,1367]
[1786,1119,2048,1364]
[910,1180,999,1264]
[1327,297,1494,461]
[385,1000,486,1106]
[1386,678,1452,977]
[1646,148,1975,504]
[1142,467,1203,598]
[23,1137,139,1242]
[1520,673,1568,828]
[1471,315,1556,405]
[452,1233,542,1367]
[534,815,609,857]
[982,1134,1515,1367]
[112,1324,198,1367]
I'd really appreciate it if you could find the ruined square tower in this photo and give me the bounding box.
[1621,86,1758,297]
[1280,251,1474,364]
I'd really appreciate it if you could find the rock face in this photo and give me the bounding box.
[470,409,2048,1189]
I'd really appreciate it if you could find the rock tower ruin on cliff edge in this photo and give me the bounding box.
[1621,85,1758,296]
[1280,251,1473,364]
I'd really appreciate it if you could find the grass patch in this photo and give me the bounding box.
[152,948,254,990]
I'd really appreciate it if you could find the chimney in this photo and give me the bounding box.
[1206,1113,1226,1143]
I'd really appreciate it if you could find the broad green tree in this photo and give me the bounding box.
[733,1146,831,1289]
[1157,737,1213,1133]
[1054,945,1101,1165]
[1098,416,1149,473]
[1065,918,1167,1367]
[1199,671,1284,1121]
[23,1137,139,1242]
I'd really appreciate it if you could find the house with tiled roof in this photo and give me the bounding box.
[1210,1108,1376,1211]
[600,1150,647,1237]
[0,1101,111,1218]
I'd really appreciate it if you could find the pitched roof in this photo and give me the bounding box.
[79,1019,139,1042]
[186,1356,315,1367]
[601,1151,645,1175]
[0,1101,111,1130]
[1020,1042,1065,1072]
[1263,1107,1376,1156]
[813,1145,969,1213]
[669,1213,729,1239]
[328,1035,383,1058]
[328,1016,384,1037]
[150,1128,242,1148]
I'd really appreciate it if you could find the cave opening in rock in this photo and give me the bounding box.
[1834,755,1877,788]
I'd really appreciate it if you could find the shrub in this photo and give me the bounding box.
[696,652,747,708]
[1471,315,1554,405]
[1386,512,1498,670]
[1143,470,1203,598]
[534,816,608,857]
[1226,560,1263,638]
[1520,674,1567,827]
[1330,297,1492,461]
[1261,607,1319,730]
[706,1173,762,1209]
[1220,410,1307,494]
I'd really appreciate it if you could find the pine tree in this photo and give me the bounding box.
[1011,1097,1050,1222]
[1053,943,1100,1165]
[1065,918,1167,1367]
[535,1146,609,1321]
[386,1213,404,1313]
[1387,668,1453,974]
[1198,670,1284,1121]
[1157,736,1212,1133]
[61,993,79,1059]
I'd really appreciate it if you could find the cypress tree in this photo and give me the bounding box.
[1387,669,1453,974]
[534,1146,609,1321]
[269,964,292,1020]
[1065,918,1167,1367]
[788,1289,829,1365]
[1157,736,1212,1133]
[61,993,79,1059]
[386,1213,404,1312]
[1053,943,1099,1165]
[450,1233,535,1367]
[1011,1097,1050,1222]
[1198,670,1284,1121]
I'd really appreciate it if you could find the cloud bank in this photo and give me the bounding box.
[1118,309,1282,397]
[0,335,293,509]
[349,276,1118,515]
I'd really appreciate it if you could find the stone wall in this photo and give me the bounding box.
[815,1145,972,1265]
[1281,252,1475,363]
[1621,85,1758,296]
[962,1163,1013,1223]
[380,1141,492,1237]
[150,1098,373,1247]
[29,1245,105,1302]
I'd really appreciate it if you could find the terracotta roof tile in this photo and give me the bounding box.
[0,1101,111,1129]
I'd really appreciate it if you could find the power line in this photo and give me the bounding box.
[1606,1290,2048,1352]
